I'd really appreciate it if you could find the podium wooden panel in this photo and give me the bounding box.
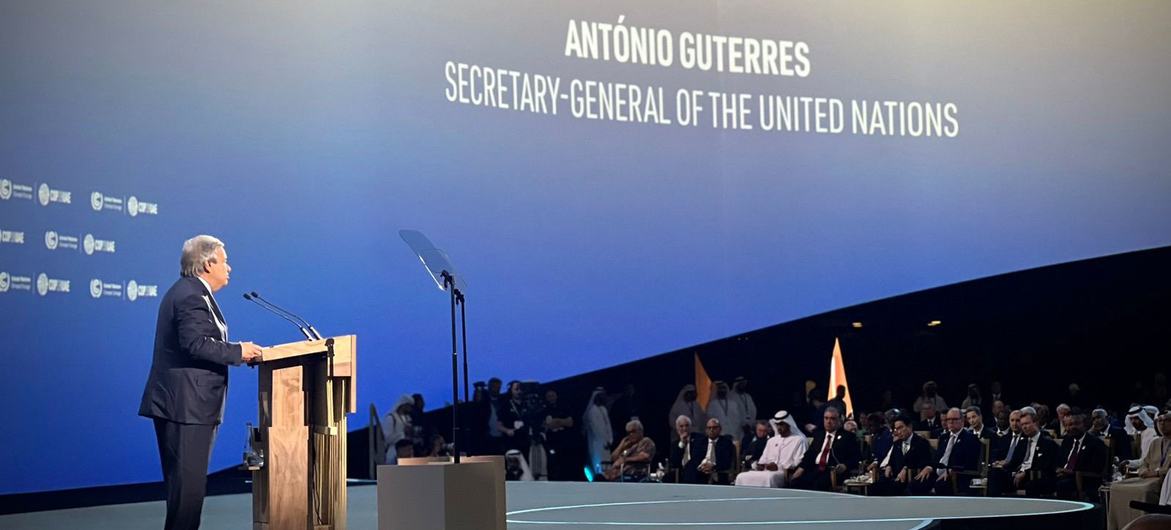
[253,335,356,530]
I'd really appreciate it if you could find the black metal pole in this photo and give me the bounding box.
[459,292,469,405]
[446,273,460,464]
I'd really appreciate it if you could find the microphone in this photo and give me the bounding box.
[249,291,322,340]
[243,292,312,340]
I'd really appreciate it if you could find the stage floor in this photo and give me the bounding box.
[0,481,1094,529]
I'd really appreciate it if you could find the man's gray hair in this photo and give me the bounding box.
[1019,407,1038,421]
[180,235,224,278]
[675,415,692,427]
[626,419,644,433]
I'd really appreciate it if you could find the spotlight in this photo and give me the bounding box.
[927,320,942,327]
[851,322,863,329]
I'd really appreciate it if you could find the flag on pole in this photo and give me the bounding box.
[827,338,854,417]
[695,353,713,410]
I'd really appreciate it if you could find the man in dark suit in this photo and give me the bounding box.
[965,407,997,441]
[988,409,1028,496]
[668,415,707,483]
[1012,408,1061,497]
[1055,413,1108,500]
[929,408,981,495]
[870,417,934,496]
[694,418,736,484]
[1089,408,1132,461]
[792,407,860,491]
[913,401,941,437]
[138,235,263,530]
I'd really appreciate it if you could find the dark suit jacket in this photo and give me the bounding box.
[933,429,981,472]
[800,429,860,473]
[138,277,243,425]
[870,429,893,465]
[1092,426,1132,461]
[1018,433,1060,479]
[880,434,933,475]
[994,431,1027,465]
[1058,434,1108,475]
[669,432,706,481]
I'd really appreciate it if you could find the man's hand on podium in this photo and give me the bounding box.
[241,341,264,364]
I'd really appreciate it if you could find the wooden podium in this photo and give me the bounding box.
[252,335,357,530]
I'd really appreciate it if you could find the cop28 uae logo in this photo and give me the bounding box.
[0,179,12,200]
[38,184,51,206]
[84,234,95,255]
[44,231,60,250]
[127,280,139,302]
[91,191,104,211]
[36,273,49,296]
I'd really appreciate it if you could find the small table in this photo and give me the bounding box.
[843,478,872,496]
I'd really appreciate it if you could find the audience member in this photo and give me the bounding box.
[1128,405,1160,469]
[930,408,980,494]
[706,381,744,438]
[867,412,893,470]
[1053,403,1071,437]
[964,407,996,441]
[393,438,414,461]
[1090,407,1132,461]
[994,409,1011,437]
[605,419,656,482]
[870,416,933,496]
[486,377,504,453]
[669,415,705,483]
[542,388,576,481]
[735,410,807,488]
[791,408,860,491]
[583,387,613,476]
[1011,407,1060,497]
[742,421,771,469]
[608,383,641,441]
[381,394,414,464]
[960,384,983,414]
[730,376,758,436]
[497,381,531,455]
[913,381,948,416]
[668,384,705,439]
[1109,413,1171,530]
[826,385,848,419]
[1055,413,1107,500]
[913,401,940,435]
[696,418,736,484]
[987,409,1027,497]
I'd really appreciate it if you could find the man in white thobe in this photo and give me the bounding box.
[735,410,807,488]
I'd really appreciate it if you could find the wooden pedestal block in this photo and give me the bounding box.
[376,458,506,530]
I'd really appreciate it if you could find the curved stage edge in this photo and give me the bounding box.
[0,481,1097,530]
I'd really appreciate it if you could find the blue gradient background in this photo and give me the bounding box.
[1,1,1169,493]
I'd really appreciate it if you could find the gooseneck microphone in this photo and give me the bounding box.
[243,292,312,340]
[249,291,322,340]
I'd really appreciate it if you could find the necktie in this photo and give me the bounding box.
[682,439,691,467]
[704,439,717,467]
[1065,438,1080,470]
[940,433,957,466]
[1005,434,1019,462]
[817,433,833,470]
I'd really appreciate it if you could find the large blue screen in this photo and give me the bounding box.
[2,1,1169,493]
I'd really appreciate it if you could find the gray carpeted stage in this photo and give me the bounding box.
[0,481,1094,529]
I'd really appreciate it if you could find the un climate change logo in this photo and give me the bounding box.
[83,234,95,255]
[0,272,10,293]
[0,179,12,200]
[91,191,104,211]
[37,273,49,296]
[90,278,103,299]
[44,231,59,250]
[127,280,139,302]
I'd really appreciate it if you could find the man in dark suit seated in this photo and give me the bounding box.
[138,235,264,530]
[695,418,736,484]
[929,408,981,495]
[988,409,1028,496]
[965,407,997,441]
[870,416,934,496]
[668,415,706,483]
[913,401,941,437]
[1012,408,1060,497]
[791,408,860,491]
[1089,408,1132,461]
[1055,413,1108,500]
